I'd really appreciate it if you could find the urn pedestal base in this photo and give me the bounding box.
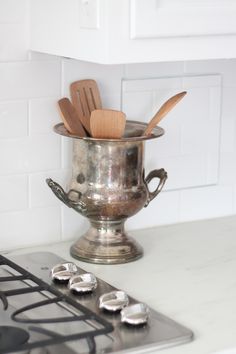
[70,220,143,264]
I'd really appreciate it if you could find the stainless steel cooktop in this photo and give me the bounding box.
[0,252,193,353]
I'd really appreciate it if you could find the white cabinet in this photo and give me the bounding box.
[30,0,236,64]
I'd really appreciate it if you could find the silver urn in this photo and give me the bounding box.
[47,121,167,264]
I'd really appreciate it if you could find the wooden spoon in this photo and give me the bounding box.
[90,109,126,139]
[70,79,102,135]
[58,98,87,137]
[143,91,187,136]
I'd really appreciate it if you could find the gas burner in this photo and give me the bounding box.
[0,252,193,353]
[0,326,29,352]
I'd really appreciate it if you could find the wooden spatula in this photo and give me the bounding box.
[58,98,87,137]
[90,109,126,139]
[70,79,102,135]
[143,91,187,136]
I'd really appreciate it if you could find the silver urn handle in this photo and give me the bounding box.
[46,178,87,215]
[144,168,168,207]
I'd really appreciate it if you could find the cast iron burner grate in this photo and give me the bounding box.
[0,252,193,354]
[0,254,113,353]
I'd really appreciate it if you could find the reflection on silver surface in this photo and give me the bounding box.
[121,303,149,325]
[68,273,97,293]
[51,262,78,282]
[99,291,129,312]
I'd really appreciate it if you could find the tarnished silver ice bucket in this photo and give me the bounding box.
[47,121,167,264]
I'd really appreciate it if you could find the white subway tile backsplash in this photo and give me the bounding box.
[61,206,89,241]
[221,87,236,121]
[156,154,209,190]
[183,74,221,88]
[219,152,236,185]
[184,59,236,87]
[0,134,61,174]
[0,206,61,251]
[122,91,153,121]
[220,119,236,153]
[123,77,182,92]
[102,94,121,111]
[180,185,233,222]
[61,137,73,169]
[127,190,180,229]
[0,100,28,138]
[0,174,28,212]
[0,24,28,61]
[29,51,61,61]
[184,60,224,75]
[0,61,61,100]
[29,97,61,135]
[0,0,28,23]
[125,61,184,79]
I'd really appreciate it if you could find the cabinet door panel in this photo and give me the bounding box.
[131,0,236,39]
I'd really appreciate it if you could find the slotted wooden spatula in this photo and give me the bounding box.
[58,98,87,137]
[70,79,102,135]
[90,109,126,139]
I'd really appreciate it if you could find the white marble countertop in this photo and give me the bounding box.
[4,215,236,354]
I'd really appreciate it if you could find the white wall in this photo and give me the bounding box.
[0,1,236,251]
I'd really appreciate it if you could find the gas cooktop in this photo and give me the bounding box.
[0,252,193,353]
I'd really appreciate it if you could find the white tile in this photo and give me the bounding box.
[221,87,236,121]
[145,127,181,160]
[181,121,220,154]
[206,153,219,185]
[102,94,121,111]
[62,136,73,169]
[0,134,61,174]
[184,59,236,87]
[124,61,184,79]
[219,152,236,185]
[233,185,236,214]
[0,174,28,212]
[180,186,233,222]
[29,97,61,135]
[122,77,182,92]
[29,169,71,208]
[184,59,224,76]
[62,58,123,98]
[0,0,28,23]
[0,24,28,61]
[220,119,236,153]
[61,205,89,241]
[0,206,62,251]
[155,154,209,190]
[183,75,221,88]
[127,190,180,229]
[0,61,61,100]
[209,86,222,122]
[0,100,28,138]
[29,51,61,61]
[221,60,236,87]
[122,91,153,121]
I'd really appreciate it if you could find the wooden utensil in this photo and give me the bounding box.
[70,79,102,135]
[90,109,126,139]
[58,98,87,137]
[143,91,187,136]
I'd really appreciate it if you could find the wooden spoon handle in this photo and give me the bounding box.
[143,91,187,136]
